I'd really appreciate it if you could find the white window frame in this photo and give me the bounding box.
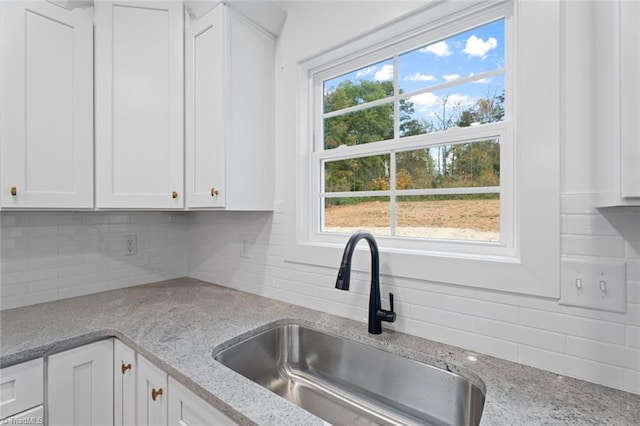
[285,0,560,298]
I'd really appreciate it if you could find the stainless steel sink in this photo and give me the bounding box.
[213,324,485,426]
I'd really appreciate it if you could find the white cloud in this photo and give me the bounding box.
[374,64,394,81]
[405,72,436,82]
[420,41,452,57]
[356,66,376,78]
[410,92,440,110]
[463,35,498,58]
[443,74,461,82]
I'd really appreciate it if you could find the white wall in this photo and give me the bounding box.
[189,0,640,395]
[0,212,187,309]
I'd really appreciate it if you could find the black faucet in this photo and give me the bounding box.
[335,231,396,334]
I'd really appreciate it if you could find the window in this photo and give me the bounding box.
[318,18,508,246]
[287,0,560,298]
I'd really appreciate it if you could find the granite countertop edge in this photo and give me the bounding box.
[1,277,638,425]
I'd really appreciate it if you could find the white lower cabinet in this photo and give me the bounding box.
[137,354,168,426]
[168,376,236,426]
[47,339,114,426]
[4,404,44,423]
[114,339,137,426]
[3,338,236,426]
[0,358,43,421]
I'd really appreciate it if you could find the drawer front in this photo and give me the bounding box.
[5,404,44,423]
[0,358,44,419]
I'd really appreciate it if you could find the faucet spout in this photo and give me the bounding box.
[335,231,396,334]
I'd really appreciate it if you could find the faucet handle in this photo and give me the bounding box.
[389,292,394,313]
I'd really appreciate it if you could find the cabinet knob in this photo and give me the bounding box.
[10,186,17,196]
[171,191,178,199]
[151,387,163,401]
[121,362,132,375]
[211,188,219,197]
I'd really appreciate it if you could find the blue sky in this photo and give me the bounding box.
[324,19,505,124]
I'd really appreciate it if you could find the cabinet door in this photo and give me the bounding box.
[620,0,640,199]
[95,0,184,209]
[168,376,237,426]
[137,355,168,426]
[0,1,93,208]
[114,340,136,426]
[47,340,114,426]
[0,358,43,419]
[185,4,227,208]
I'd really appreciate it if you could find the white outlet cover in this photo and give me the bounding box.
[559,258,626,313]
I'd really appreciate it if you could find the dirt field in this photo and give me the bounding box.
[324,199,500,241]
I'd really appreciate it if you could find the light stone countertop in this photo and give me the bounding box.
[1,278,639,425]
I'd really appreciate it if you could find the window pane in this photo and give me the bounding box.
[324,103,395,149]
[398,19,504,94]
[400,76,504,137]
[396,139,500,189]
[324,59,394,114]
[396,194,499,241]
[323,197,390,236]
[324,154,391,192]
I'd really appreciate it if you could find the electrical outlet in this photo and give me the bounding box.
[125,235,137,256]
[239,233,251,259]
[560,258,626,312]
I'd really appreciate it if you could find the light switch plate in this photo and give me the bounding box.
[560,258,626,312]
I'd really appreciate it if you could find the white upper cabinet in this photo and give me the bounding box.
[0,1,93,209]
[185,4,276,210]
[595,0,640,206]
[95,0,184,209]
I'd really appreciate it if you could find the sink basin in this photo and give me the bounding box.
[213,324,485,426]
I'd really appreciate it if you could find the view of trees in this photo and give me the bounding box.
[323,80,503,198]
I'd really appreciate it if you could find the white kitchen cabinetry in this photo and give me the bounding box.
[595,0,640,207]
[0,358,43,421]
[185,4,275,210]
[47,339,114,426]
[0,1,93,209]
[137,354,168,426]
[168,376,236,426]
[95,0,184,209]
[114,339,136,426]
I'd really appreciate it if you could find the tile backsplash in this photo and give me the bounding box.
[0,211,187,309]
[188,195,640,395]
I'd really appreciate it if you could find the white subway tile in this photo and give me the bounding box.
[519,345,625,390]
[1,214,30,227]
[1,226,57,238]
[567,337,640,370]
[519,308,625,344]
[0,290,60,310]
[29,214,84,227]
[404,304,476,333]
[60,282,111,299]
[626,369,640,394]
[566,302,639,326]
[30,276,85,294]
[2,269,58,286]
[562,214,619,236]
[441,295,519,323]
[476,318,566,353]
[560,193,597,214]
[561,234,626,258]
[1,259,29,273]
[627,326,640,349]
[629,281,640,304]
[628,259,640,282]
[442,328,519,362]
[1,284,30,298]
